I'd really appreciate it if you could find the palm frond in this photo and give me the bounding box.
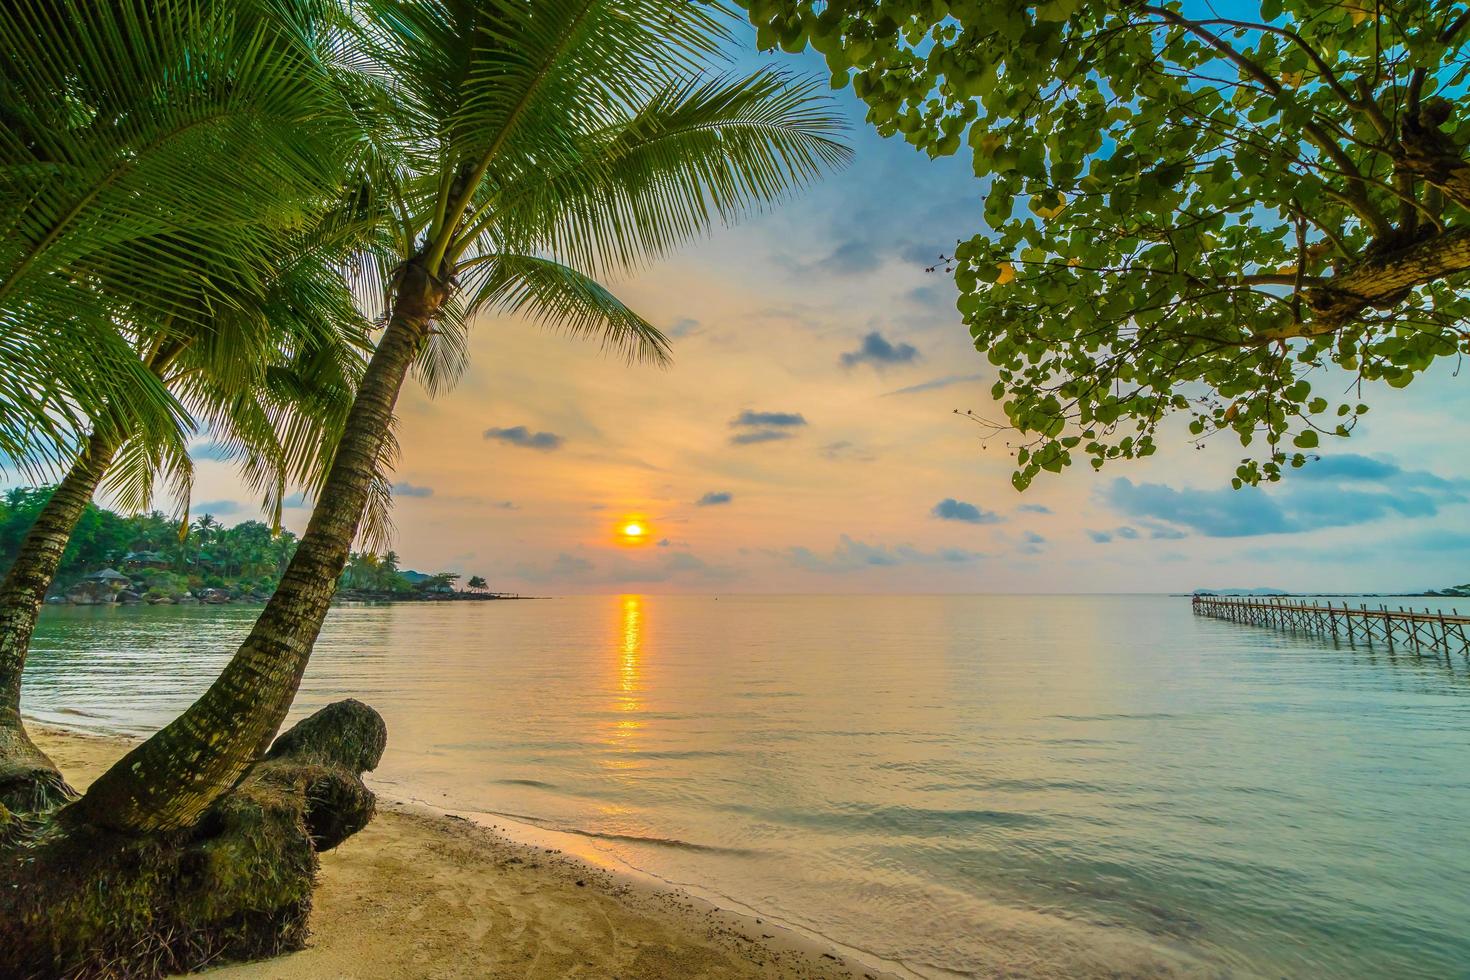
[462,253,670,365]
[474,68,850,276]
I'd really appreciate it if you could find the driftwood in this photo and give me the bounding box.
[0,699,386,979]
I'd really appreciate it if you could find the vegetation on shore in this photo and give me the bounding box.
[0,487,481,604]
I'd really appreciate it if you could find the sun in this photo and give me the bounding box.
[617,519,651,545]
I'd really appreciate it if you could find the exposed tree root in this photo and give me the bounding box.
[0,699,386,980]
[0,707,76,814]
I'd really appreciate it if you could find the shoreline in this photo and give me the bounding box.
[29,723,900,980]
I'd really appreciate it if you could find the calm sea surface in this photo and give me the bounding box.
[21,595,1470,978]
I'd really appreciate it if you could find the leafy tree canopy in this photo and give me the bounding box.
[744,0,1470,487]
[0,487,299,591]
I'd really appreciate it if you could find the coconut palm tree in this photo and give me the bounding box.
[67,0,848,832]
[0,0,363,478]
[0,0,382,810]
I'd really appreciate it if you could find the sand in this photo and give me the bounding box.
[31,727,896,980]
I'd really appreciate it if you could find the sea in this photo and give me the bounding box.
[21,594,1470,978]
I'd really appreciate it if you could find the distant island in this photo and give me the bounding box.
[1189,584,1470,598]
[0,486,513,607]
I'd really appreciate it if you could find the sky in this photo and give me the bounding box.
[112,27,1470,594]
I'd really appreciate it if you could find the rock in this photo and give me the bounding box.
[64,581,115,605]
[146,595,176,605]
[199,588,232,604]
[115,590,142,604]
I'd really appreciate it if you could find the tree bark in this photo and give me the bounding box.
[0,429,119,812]
[1258,225,1470,340]
[67,259,447,833]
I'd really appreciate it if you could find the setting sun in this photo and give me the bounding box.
[617,519,651,545]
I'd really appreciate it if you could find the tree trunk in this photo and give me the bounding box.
[1,699,386,980]
[67,258,447,833]
[0,429,119,812]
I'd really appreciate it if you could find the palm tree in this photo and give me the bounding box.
[0,0,378,810]
[0,0,361,481]
[68,0,848,832]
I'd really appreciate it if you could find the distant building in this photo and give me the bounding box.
[122,551,170,570]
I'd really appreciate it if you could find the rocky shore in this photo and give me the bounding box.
[47,572,525,607]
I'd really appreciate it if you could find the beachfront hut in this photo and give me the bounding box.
[85,568,131,585]
[122,551,170,570]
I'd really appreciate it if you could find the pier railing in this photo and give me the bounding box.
[1192,595,1470,661]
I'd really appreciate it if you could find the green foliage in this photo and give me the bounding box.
[745,0,1470,486]
[349,0,850,396]
[0,488,298,595]
[0,0,380,538]
[466,575,488,590]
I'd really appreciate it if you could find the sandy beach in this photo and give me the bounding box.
[32,726,892,980]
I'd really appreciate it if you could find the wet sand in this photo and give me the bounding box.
[32,726,896,980]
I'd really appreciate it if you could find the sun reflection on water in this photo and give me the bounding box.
[600,596,646,769]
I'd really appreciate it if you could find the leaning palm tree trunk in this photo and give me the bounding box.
[0,430,120,810]
[69,264,444,831]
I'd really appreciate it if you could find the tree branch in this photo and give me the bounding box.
[1258,225,1470,340]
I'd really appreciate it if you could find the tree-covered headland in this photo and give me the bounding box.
[1,487,472,604]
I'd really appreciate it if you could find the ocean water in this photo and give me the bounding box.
[21,595,1470,979]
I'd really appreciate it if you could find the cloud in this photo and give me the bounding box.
[491,500,518,510]
[695,491,733,506]
[839,331,920,370]
[1087,526,1140,544]
[1240,528,1470,564]
[730,430,795,446]
[512,549,738,585]
[1017,503,1053,515]
[931,498,1003,524]
[814,239,882,276]
[484,425,564,451]
[883,373,984,396]
[392,481,434,498]
[898,242,943,265]
[729,410,806,447]
[667,317,702,339]
[1018,531,1047,555]
[512,553,594,582]
[656,538,671,547]
[782,535,987,573]
[1102,456,1467,538]
[282,492,311,509]
[731,410,807,428]
[906,281,958,310]
[193,499,240,516]
[1291,454,1464,492]
[820,440,876,462]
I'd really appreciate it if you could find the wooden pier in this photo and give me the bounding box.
[1192,595,1470,662]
